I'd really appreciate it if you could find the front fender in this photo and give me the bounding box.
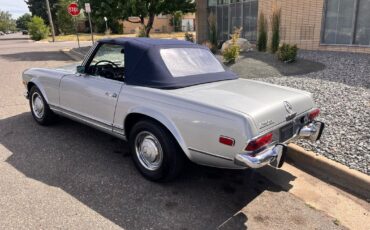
[126,106,191,159]
[28,78,50,103]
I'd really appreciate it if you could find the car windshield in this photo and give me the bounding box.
[160,48,225,77]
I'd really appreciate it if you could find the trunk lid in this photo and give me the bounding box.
[170,79,314,132]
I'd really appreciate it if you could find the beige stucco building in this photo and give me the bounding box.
[196,0,370,53]
[121,13,196,34]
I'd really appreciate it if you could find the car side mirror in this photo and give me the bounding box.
[76,65,85,74]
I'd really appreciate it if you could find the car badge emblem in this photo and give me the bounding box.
[284,101,294,114]
[284,101,296,121]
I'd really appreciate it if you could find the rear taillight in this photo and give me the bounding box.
[309,108,320,121]
[245,133,273,151]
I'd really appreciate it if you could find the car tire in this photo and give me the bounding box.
[129,119,186,182]
[29,86,56,125]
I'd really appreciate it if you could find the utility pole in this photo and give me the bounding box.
[45,0,56,42]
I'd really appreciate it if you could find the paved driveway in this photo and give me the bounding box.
[0,34,343,229]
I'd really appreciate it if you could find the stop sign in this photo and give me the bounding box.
[67,3,80,16]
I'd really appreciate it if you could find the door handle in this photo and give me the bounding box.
[105,92,118,98]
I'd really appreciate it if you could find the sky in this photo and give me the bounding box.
[0,0,30,19]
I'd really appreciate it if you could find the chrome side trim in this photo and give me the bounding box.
[50,105,126,140]
[188,147,233,161]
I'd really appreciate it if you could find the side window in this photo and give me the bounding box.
[87,44,125,81]
[91,44,125,67]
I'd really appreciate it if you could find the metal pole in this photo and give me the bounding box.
[74,17,80,48]
[45,0,55,42]
[88,13,94,44]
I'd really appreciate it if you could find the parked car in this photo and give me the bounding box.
[22,30,28,35]
[0,31,4,36]
[22,38,324,181]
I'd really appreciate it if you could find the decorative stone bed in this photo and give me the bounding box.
[231,51,369,175]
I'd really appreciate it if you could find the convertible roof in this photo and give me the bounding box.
[97,38,237,89]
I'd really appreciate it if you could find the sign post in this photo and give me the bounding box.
[67,3,81,48]
[85,3,94,44]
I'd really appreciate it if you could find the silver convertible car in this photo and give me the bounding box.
[22,38,324,181]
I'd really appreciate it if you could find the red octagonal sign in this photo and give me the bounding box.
[67,3,80,16]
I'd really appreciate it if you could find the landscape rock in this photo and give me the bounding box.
[221,38,252,53]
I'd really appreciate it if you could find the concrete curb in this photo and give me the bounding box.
[287,143,370,200]
[60,48,84,61]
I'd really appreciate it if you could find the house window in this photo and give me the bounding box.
[208,0,258,42]
[322,0,370,46]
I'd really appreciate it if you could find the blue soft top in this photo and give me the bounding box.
[98,38,237,89]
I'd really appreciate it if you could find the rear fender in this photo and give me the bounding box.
[126,107,191,159]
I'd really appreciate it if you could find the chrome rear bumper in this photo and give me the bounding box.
[235,144,287,169]
[235,121,325,169]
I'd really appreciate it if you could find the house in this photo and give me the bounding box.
[121,13,196,34]
[196,0,370,53]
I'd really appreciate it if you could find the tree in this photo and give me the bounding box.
[80,0,196,36]
[122,0,196,37]
[28,16,49,41]
[16,13,32,30]
[56,0,76,34]
[78,0,124,33]
[0,11,16,32]
[25,0,60,34]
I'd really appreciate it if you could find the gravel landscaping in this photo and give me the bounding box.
[233,51,370,175]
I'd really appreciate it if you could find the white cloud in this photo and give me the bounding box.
[0,0,30,19]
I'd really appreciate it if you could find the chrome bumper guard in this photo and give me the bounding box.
[235,121,325,169]
[235,144,287,169]
[298,121,325,142]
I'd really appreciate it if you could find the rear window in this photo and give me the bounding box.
[160,48,225,77]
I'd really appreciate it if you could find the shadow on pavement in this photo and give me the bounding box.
[0,51,72,62]
[0,113,296,230]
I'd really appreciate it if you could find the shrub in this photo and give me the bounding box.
[208,12,217,49]
[136,26,147,37]
[184,32,194,43]
[257,12,267,52]
[277,43,298,63]
[271,7,281,53]
[202,40,217,54]
[27,16,49,41]
[222,28,241,64]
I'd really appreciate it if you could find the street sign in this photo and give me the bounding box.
[85,3,94,44]
[67,3,80,17]
[85,3,91,13]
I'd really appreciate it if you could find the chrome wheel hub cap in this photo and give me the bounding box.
[135,131,163,171]
[32,92,44,119]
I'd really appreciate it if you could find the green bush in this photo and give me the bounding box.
[222,28,241,64]
[257,12,267,52]
[136,26,147,37]
[184,32,194,43]
[277,43,298,63]
[27,16,49,41]
[208,12,217,49]
[271,8,281,53]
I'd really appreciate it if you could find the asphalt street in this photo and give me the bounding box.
[0,33,345,229]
